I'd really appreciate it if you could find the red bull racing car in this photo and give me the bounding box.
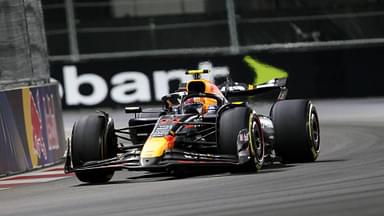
[64,70,320,183]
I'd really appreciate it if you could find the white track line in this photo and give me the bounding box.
[0,164,71,189]
[1,170,66,179]
[0,176,69,185]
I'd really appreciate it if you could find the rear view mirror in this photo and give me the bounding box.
[125,106,142,113]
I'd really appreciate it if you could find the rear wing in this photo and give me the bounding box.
[221,78,288,101]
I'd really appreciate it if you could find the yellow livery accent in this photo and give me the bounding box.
[22,88,38,167]
[140,137,168,158]
[231,101,244,105]
[186,69,209,79]
[186,69,209,75]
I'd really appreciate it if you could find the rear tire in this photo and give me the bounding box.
[271,100,320,163]
[71,115,117,183]
[218,106,264,171]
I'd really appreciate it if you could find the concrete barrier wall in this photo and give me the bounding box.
[0,0,49,85]
[0,82,65,176]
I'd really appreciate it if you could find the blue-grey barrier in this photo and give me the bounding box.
[0,83,65,176]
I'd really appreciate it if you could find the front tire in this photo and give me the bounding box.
[218,106,264,171]
[71,115,117,183]
[271,100,320,163]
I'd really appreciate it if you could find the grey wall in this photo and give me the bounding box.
[0,0,50,88]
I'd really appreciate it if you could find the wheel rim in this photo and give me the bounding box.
[251,120,264,163]
[310,111,320,151]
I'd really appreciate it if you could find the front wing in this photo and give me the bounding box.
[64,135,252,173]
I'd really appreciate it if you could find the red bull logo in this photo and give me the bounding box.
[43,94,60,151]
[24,87,62,164]
[30,90,47,160]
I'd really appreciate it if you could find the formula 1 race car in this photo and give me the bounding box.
[64,70,320,183]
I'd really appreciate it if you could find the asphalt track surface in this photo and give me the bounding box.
[1,98,384,216]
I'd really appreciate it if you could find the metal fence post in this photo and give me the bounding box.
[225,0,239,54]
[65,0,80,62]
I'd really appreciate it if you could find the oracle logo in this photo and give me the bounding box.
[57,61,229,106]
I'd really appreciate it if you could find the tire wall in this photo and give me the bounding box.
[0,83,66,176]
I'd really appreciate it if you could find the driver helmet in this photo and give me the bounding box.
[183,102,204,114]
[183,97,217,114]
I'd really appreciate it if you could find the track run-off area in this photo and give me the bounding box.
[1,98,384,216]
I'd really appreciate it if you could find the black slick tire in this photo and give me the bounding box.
[71,115,116,183]
[218,106,264,171]
[271,100,320,163]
